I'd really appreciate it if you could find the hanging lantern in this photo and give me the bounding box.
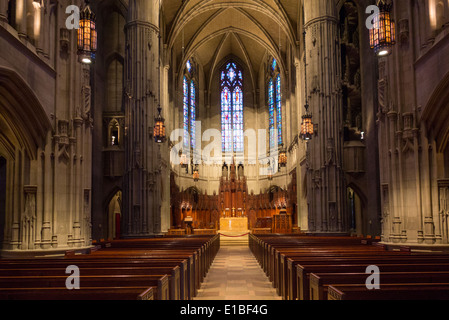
[153,106,166,143]
[77,2,97,64]
[300,105,314,141]
[193,167,199,182]
[369,2,396,57]
[278,145,287,168]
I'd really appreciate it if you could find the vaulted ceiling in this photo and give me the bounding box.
[162,0,302,88]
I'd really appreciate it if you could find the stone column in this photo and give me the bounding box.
[15,0,28,40]
[34,2,44,56]
[123,0,161,236]
[303,0,345,233]
[41,133,52,249]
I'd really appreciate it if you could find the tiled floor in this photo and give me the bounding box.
[194,244,282,300]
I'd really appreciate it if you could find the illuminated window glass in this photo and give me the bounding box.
[276,74,282,146]
[268,79,275,149]
[183,61,197,152]
[268,58,282,148]
[221,62,244,153]
[183,76,189,148]
[190,80,196,150]
[272,58,277,71]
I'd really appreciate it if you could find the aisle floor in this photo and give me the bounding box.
[194,245,283,300]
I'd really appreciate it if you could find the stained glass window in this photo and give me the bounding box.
[276,74,282,146]
[268,79,275,149]
[272,58,277,71]
[221,87,232,153]
[183,61,197,152]
[183,76,189,148]
[233,87,244,152]
[268,58,282,148]
[190,80,196,150]
[221,62,244,153]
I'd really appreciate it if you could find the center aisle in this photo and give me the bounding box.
[194,234,282,301]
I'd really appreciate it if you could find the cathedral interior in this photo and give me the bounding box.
[1,0,449,303]
[1,0,449,254]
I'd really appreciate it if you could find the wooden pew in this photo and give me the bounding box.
[0,260,182,299]
[249,234,449,301]
[327,283,449,300]
[0,286,155,300]
[296,262,449,300]
[310,271,449,300]
[285,253,449,300]
[0,234,219,300]
[84,251,197,299]
[276,248,408,298]
[0,269,170,300]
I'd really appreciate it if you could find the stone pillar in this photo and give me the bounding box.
[41,133,52,249]
[10,147,22,249]
[303,0,345,233]
[34,2,44,56]
[123,0,162,236]
[15,0,27,40]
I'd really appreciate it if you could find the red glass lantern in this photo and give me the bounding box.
[153,106,166,143]
[300,105,314,141]
[278,145,287,168]
[369,2,396,57]
[77,3,97,64]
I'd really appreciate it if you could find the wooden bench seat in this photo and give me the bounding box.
[0,235,219,300]
[0,268,170,300]
[296,262,449,300]
[84,251,199,298]
[281,252,449,300]
[0,286,154,300]
[274,249,410,297]
[327,283,449,300]
[249,234,449,302]
[0,260,185,300]
[310,271,449,300]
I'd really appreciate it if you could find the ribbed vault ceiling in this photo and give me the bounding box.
[162,0,301,87]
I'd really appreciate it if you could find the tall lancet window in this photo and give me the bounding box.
[221,61,244,154]
[268,58,283,149]
[183,60,197,151]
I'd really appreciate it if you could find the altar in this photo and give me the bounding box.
[220,217,248,233]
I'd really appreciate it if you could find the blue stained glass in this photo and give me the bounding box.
[190,80,196,150]
[183,77,189,148]
[186,60,192,72]
[276,74,282,145]
[233,88,244,152]
[272,59,277,71]
[228,68,236,82]
[221,62,244,154]
[268,79,275,149]
[221,87,232,152]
